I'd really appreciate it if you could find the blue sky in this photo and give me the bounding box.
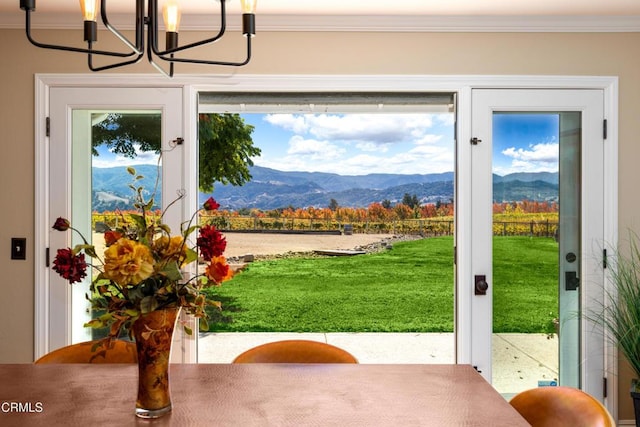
[492,113,559,176]
[92,112,560,177]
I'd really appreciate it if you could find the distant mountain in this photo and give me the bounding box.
[493,171,558,185]
[91,164,161,211]
[90,164,558,212]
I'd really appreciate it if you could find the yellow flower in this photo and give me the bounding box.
[153,236,187,265]
[103,238,154,285]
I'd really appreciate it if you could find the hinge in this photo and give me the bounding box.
[453,245,457,265]
[603,377,608,398]
[603,119,607,140]
[45,117,50,137]
[470,137,482,145]
[603,249,608,269]
[45,247,50,267]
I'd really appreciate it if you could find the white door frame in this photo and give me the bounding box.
[34,73,618,416]
[470,88,606,394]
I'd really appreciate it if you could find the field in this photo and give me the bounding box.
[204,235,558,334]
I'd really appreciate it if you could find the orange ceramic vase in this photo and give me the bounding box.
[132,307,179,419]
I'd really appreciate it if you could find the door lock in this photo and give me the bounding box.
[475,275,488,295]
[565,271,579,291]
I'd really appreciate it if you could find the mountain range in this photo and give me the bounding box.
[91,164,558,212]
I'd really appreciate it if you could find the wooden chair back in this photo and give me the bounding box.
[232,339,358,364]
[509,386,615,427]
[34,339,137,364]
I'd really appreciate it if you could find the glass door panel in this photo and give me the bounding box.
[71,110,162,343]
[491,112,581,397]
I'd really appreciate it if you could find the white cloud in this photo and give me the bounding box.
[287,135,345,160]
[92,144,160,168]
[256,112,455,175]
[265,113,441,147]
[264,114,308,134]
[499,142,559,174]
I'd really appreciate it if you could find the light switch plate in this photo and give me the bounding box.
[11,238,26,260]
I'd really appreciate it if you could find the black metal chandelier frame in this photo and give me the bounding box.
[19,0,255,77]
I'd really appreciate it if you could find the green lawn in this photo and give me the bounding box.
[205,236,558,334]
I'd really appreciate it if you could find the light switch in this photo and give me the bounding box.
[11,238,26,260]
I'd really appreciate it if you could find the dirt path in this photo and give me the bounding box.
[223,232,394,258]
[91,232,394,259]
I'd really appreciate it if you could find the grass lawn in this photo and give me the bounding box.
[205,236,558,334]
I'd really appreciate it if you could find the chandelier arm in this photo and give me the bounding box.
[151,0,227,56]
[22,8,140,59]
[154,35,252,67]
[146,22,174,78]
[100,0,145,55]
[87,51,145,72]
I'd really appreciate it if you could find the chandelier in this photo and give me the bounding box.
[19,0,257,77]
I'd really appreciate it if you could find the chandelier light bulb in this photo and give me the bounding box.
[240,0,257,14]
[79,0,99,22]
[163,0,182,33]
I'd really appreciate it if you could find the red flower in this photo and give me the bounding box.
[197,224,227,261]
[203,197,220,211]
[52,248,87,284]
[52,217,71,231]
[104,230,123,247]
[205,257,233,284]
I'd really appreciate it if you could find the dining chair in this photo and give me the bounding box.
[232,339,358,363]
[34,339,137,364]
[509,386,615,427]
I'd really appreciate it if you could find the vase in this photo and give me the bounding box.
[132,306,180,419]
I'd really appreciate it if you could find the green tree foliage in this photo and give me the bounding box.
[91,113,161,157]
[91,112,260,193]
[198,113,261,192]
[328,198,339,211]
[402,193,420,209]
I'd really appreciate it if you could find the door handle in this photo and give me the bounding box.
[475,275,488,295]
[565,271,579,291]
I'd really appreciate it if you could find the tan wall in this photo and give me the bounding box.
[1,28,639,419]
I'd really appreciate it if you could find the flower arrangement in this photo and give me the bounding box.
[51,166,233,340]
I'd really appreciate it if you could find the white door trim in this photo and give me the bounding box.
[34,73,618,417]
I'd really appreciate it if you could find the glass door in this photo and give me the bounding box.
[45,87,184,355]
[470,89,606,400]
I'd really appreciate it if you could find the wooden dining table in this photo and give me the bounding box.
[0,363,529,426]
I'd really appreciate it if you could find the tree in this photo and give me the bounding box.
[328,198,339,211]
[91,112,260,193]
[198,113,261,192]
[91,113,161,157]
[402,193,420,209]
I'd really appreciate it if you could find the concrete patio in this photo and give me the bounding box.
[198,332,558,397]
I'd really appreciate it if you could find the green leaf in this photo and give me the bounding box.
[183,247,198,265]
[126,167,136,176]
[161,261,183,282]
[140,296,158,313]
[182,225,200,238]
[199,317,209,332]
[128,213,147,231]
[183,325,193,335]
[84,319,105,329]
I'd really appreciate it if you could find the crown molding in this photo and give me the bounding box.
[2,13,640,32]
